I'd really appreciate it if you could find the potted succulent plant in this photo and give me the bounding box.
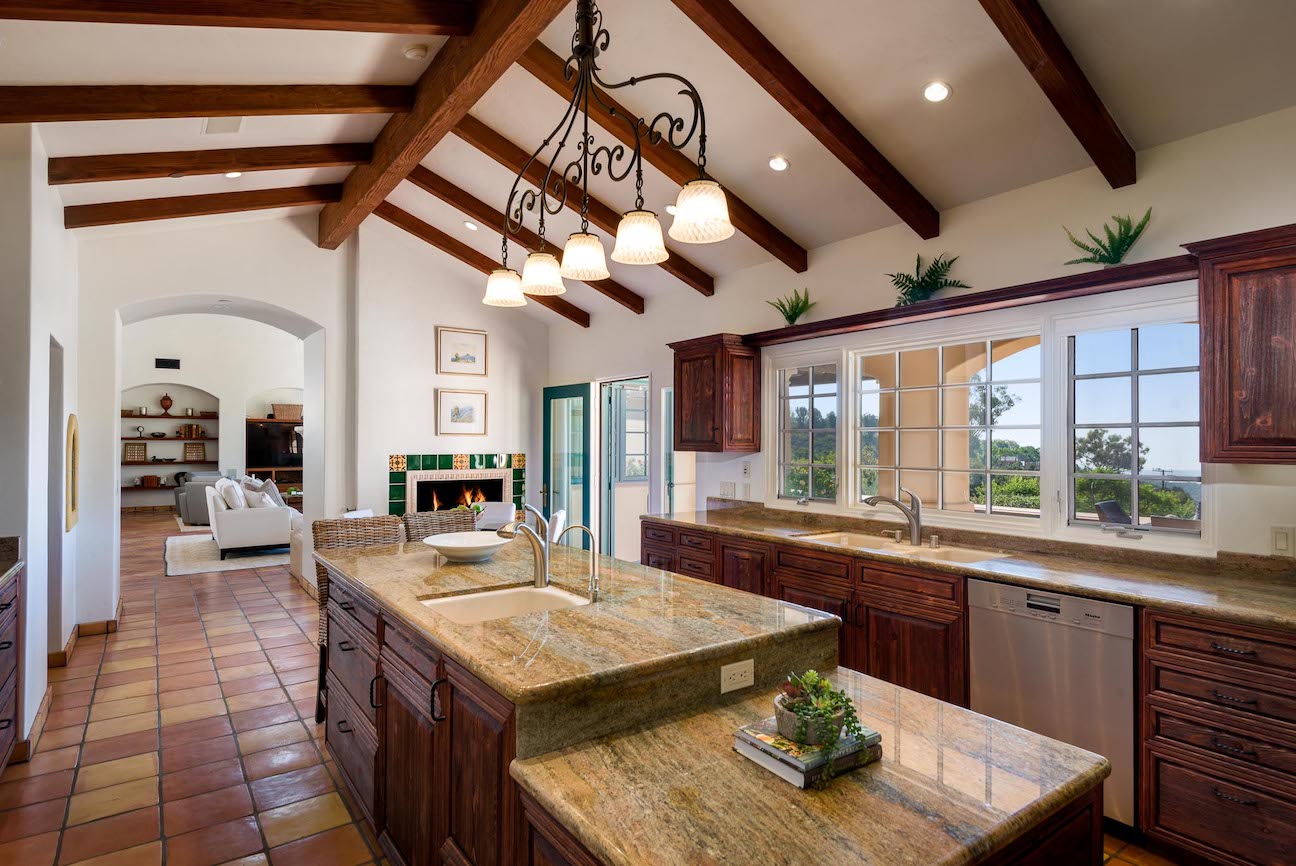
[774,670,865,747]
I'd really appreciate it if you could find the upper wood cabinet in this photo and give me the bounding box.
[668,333,761,452]
[1186,223,1296,463]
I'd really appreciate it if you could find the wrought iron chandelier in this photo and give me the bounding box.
[483,0,734,307]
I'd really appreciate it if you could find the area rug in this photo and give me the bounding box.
[164,534,289,576]
[173,516,210,533]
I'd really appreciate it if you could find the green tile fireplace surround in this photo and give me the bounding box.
[387,452,526,516]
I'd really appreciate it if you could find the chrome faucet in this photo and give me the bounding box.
[555,524,600,602]
[497,520,549,588]
[524,504,549,545]
[862,487,923,546]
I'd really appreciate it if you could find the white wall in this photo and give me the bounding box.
[76,213,354,620]
[353,218,549,514]
[550,105,1296,556]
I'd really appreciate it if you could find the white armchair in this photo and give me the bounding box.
[205,486,295,559]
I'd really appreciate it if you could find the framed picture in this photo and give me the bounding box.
[437,327,488,376]
[437,390,487,436]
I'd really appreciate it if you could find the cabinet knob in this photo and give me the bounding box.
[430,677,447,723]
[338,601,354,611]
[0,719,10,731]
[338,641,355,653]
[0,641,11,651]
[0,602,11,612]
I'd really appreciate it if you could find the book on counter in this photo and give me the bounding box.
[733,716,882,789]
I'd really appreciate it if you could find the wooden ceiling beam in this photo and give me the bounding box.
[0,0,476,35]
[518,41,810,270]
[407,165,645,314]
[48,143,373,184]
[978,0,1135,187]
[0,85,411,123]
[375,201,591,327]
[317,0,570,249]
[452,115,715,296]
[663,0,940,239]
[64,184,342,228]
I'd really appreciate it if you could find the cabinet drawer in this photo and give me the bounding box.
[677,554,715,581]
[1151,705,1296,778]
[0,672,14,768]
[382,615,441,686]
[857,562,962,608]
[641,523,677,547]
[677,531,713,554]
[1148,747,1296,865]
[0,613,16,694]
[380,647,440,726]
[327,579,379,637]
[1150,662,1296,726]
[327,615,379,726]
[641,545,676,572]
[1147,611,1296,682]
[0,577,17,621]
[325,673,378,823]
[775,546,851,584]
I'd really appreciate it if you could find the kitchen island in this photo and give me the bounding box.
[315,537,1108,866]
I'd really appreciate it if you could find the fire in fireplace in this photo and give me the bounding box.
[416,478,504,512]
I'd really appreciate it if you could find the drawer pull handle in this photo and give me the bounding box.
[0,602,11,612]
[338,601,355,611]
[0,641,11,650]
[338,641,356,653]
[0,719,10,731]
[1211,690,1258,706]
[1210,641,1256,657]
[1211,787,1258,807]
[336,719,353,734]
[369,675,382,710]
[430,677,447,723]
[1209,736,1257,758]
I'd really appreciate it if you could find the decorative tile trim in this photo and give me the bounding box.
[388,453,526,514]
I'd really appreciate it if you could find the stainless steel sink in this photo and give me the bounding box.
[794,531,893,548]
[794,531,1006,564]
[421,586,590,624]
[897,547,1007,564]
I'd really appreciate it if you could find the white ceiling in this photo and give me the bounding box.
[8,0,1296,324]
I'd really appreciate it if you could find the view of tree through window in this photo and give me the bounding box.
[858,337,1042,516]
[1069,323,1201,533]
[778,364,838,500]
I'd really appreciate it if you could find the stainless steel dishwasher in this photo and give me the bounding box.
[968,578,1135,825]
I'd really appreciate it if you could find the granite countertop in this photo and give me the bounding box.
[512,666,1110,866]
[314,539,837,707]
[644,510,1296,632]
[0,536,20,588]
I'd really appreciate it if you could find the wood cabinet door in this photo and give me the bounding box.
[674,348,720,451]
[380,666,440,866]
[719,542,769,596]
[721,347,760,452]
[771,571,851,668]
[856,600,966,705]
[440,662,516,866]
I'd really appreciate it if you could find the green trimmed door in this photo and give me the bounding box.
[543,384,590,548]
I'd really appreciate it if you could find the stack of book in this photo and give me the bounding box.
[734,716,882,789]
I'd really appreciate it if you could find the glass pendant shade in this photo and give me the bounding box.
[668,179,735,244]
[520,251,566,296]
[482,268,526,307]
[610,210,669,265]
[559,232,610,281]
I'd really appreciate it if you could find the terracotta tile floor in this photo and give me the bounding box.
[0,512,385,865]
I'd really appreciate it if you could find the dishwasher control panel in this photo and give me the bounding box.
[967,579,1134,638]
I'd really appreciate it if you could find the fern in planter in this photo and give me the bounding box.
[888,254,969,306]
[1064,208,1151,265]
[768,288,816,325]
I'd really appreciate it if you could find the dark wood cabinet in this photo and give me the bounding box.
[668,333,760,452]
[1187,223,1296,463]
[771,567,852,668]
[0,567,21,775]
[378,646,442,866]
[852,600,966,705]
[718,540,769,595]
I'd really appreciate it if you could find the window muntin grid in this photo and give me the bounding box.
[777,364,839,501]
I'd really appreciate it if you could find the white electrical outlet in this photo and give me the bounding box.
[741,483,752,500]
[720,659,754,693]
[742,461,751,478]
[1271,526,1296,557]
[719,481,736,498]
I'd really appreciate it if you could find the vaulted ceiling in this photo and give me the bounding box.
[6,0,1296,327]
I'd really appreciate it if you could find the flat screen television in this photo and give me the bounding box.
[246,421,303,468]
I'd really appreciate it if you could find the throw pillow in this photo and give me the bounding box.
[261,480,287,508]
[244,488,275,508]
[216,477,247,510]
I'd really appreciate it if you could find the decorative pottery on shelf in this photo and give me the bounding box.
[159,393,173,415]
[774,694,845,745]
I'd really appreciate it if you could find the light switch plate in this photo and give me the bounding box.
[1271,526,1295,557]
[720,659,754,693]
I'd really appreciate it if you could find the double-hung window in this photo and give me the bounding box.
[857,337,1042,517]
[777,364,839,501]
[1068,323,1201,533]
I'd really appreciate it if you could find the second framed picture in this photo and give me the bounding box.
[437,390,487,436]
[437,326,488,376]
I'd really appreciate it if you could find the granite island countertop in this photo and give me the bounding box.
[512,665,1110,866]
[643,509,1296,632]
[0,536,20,589]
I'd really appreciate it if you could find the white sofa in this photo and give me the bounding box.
[205,485,299,559]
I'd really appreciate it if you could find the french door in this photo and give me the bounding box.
[542,384,590,549]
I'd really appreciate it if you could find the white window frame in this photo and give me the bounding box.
[764,345,846,513]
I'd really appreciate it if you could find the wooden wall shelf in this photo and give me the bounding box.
[741,255,1199,348]
[121,436,218,441]
[121,411,216,419]
[122,461,218,467]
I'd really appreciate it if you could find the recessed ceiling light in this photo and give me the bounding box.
[768,155,790,172]
[464,220,479,231]
[923,81,951,102]
[224,171,243,179]
[665,204,677,216]
[404,44,429,61]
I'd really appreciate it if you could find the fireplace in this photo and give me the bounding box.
[406,468,511,513]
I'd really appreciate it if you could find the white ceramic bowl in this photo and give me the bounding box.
[422,531,508,563]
